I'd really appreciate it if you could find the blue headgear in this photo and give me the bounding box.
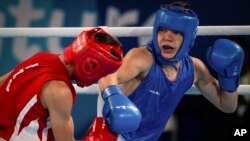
[149,5,199,65]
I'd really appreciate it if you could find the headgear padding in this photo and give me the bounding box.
[64,27,123,87]
[152,5,199,64]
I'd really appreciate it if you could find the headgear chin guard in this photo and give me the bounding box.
[64,27,123,87]
[151,5,199,65]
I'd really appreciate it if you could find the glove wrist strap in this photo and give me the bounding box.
[101,85,123,99]
[218,76,239,93]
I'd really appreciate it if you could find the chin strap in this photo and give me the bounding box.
[146,41,180,71]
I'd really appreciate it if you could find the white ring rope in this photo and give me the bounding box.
[1,26,250,95]
[74,84,250,95]
[0,26,250,37]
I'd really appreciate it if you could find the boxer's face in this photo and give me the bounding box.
[157,28,183,59]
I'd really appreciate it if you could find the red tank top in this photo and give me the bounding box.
[0,52,76,141]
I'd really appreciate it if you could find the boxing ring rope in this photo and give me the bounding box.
[74,84,250,95]
[1,25,250,37]
[0,25,250,95]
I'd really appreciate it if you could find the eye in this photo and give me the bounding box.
[173,31,182,35]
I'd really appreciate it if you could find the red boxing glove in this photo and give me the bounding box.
[82,117,117,141]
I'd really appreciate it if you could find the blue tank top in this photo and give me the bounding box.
[121,54,194,141]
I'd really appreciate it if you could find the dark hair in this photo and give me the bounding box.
[161,1,191,9]
[161,1,194,15]
[94,32,119,45]
[170,1,191,8]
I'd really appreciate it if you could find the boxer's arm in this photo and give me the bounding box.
[96,47,151,133]
[99,47,152,91]
[41,80,75,141]
[196,39,244,113]
[0,71,13,87]
[193,57,238,113]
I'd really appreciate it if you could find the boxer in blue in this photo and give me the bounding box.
[82,1,244,141]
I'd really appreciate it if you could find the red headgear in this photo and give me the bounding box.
[64,27,123,87]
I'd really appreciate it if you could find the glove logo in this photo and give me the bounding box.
[115,105,139,112]
[149,90,160,95]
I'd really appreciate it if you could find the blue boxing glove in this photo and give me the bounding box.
[206,38,244,92]
[101,85,142,133]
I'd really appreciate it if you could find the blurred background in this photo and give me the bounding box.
[0,0,250,140]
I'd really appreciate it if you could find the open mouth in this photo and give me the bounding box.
[162,45,175,53]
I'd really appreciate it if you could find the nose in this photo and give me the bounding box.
[162,30,174,41]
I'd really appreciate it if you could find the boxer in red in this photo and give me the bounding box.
[0,27,123,141]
